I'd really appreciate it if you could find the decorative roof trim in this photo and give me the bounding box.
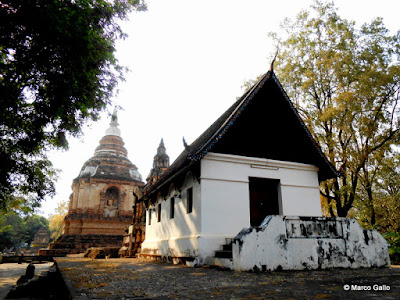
[142,163,195,202]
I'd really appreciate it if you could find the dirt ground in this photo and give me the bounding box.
[55,257,400,299]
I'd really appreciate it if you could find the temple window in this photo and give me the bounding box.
[187,187,193,214]
[170,197,175,219]
[148,210,152,225]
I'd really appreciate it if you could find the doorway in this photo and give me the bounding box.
[249,177,281,226]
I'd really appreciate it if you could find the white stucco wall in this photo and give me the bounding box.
[141,173,202,258]
[195,152,322,261]
[142,152,323,262]
[201,152,322,217]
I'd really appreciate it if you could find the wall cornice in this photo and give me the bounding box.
[203,152,319,172]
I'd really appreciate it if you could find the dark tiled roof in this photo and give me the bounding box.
[142,71,339,201]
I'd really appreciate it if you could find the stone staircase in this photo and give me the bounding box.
[215,238,233,259]
[39,234,124,256]
[214,238,234,269]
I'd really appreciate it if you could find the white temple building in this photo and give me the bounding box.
[138,70,390,271]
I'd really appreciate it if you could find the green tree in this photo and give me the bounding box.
[0,211,27,251]
[49,201,68,241]
[0,0,146,213]
[24,214,49,245]
[266,1,400,218]
[0,211,49,250]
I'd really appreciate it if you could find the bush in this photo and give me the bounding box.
[383,232,400,265]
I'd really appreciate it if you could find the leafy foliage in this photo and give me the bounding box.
[0,0,146,213]
[266,0,400,218]
[49,201,69,241]
[383,232,400,264]
[0,211,49,251]
[356,153,400,232]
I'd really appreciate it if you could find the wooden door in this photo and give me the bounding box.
[249,177,280,226]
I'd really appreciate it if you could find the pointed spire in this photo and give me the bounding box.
[146,139,170,184]
[110,106,118,124]
[105,107,121,137]
[157,138,166,155]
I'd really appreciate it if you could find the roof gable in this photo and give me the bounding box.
[143,71,339,200]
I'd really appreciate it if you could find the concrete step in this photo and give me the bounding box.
[215,250,232,259]
[215,239,233,259]
[222,244,232,251]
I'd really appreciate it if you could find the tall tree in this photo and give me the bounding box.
[267,1,400,217]
[0,0,146,213]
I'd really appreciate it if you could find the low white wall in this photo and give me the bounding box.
[232,216,390,271]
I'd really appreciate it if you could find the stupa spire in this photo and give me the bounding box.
[105,107,121,137]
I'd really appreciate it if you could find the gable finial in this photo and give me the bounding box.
[183,137,189,150]
[269,47,279,72]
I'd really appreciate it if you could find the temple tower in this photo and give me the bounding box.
[47,110,144,254]
[120,139,170,257]
[146,138,170,185]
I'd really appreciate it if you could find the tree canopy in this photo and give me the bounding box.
[0,211,49,251]
[0,0,146,213]
[266,1,400,220]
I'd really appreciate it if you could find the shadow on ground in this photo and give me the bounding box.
[56,257,400,299]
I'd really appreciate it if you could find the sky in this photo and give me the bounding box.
[41,0,400,216]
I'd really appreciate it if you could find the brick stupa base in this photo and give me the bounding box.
[39,215,132,256]
[39,234,124,256]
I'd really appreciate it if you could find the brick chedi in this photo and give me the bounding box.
[31,226,50,253]
[45,110,144,255]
